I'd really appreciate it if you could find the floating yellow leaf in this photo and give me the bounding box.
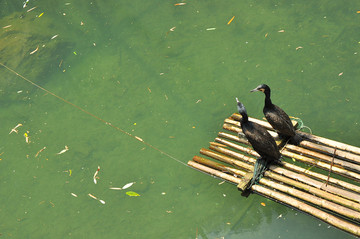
[261,202,266,207]
[227,16,235,25]
[126,191,140,197]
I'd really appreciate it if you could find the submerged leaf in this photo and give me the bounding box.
[126,191,140,197]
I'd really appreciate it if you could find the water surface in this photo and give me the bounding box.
[1,0,359,238]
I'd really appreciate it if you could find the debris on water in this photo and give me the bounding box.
[35,146,46,157]
[23,0,30,8]
[88,193,105,204]
[88,193,97,200]
[93,166,100,184]
[30,46,39,55]
[126,191,140,197]
[57,145,69,155]
[71,193,78,197]
[27,6,37,12]
[9,123,23,134]
[135,136,143,142]
[227,16,235,25]
[24,132,30,143]
[122,182,135,190]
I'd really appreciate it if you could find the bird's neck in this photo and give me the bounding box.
[264,92,273,108]
[240,113,248,123]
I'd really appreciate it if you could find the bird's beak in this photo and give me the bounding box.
[235,97,240,103]
[250,87,259,92]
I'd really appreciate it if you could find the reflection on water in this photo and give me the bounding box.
[0,0,359,238]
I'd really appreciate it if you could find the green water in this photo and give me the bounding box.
[1,0,360,238]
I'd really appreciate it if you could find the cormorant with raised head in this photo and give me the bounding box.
[236,98,281,188]
[250,84,302,145]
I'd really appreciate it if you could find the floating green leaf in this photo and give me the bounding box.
[126,191,140,197]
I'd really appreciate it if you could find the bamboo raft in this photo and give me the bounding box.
[188,113,360,237]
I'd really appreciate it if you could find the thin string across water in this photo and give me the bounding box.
[0,62,188,167]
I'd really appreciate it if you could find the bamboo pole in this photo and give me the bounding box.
[260,176,360,220]
[193,155,252,190]
[264,170,360,211]
[230,113,298,132]
[298,131,360,156]
[192,156,246,177]
[209,144,256,164]
[285,144,360,172]
[222,123,360,181]
[230,113,360,156]
[215,136,256,156]
[252,184,360,236]
[199,148,253,171]
[299,140,360,164]
[228,114,360,162]
[217,132,360,194]
[269,166,360,204]
[281,150,360,181]
[188,160,360,236]
[197,150,360,212]
[207,143,360,206]
[187,160,241,184]
[282,162,360,194]
[224,118,280,139]
[193,156,360,218]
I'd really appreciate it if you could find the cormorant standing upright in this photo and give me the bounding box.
[236,98,281,187]
[250,84,302,145]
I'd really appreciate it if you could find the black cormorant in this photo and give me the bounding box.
[236,98,281,187]
[250,84,302,145]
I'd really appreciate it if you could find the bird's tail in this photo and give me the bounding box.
[248,157,267,189]
[289,133,303,145]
